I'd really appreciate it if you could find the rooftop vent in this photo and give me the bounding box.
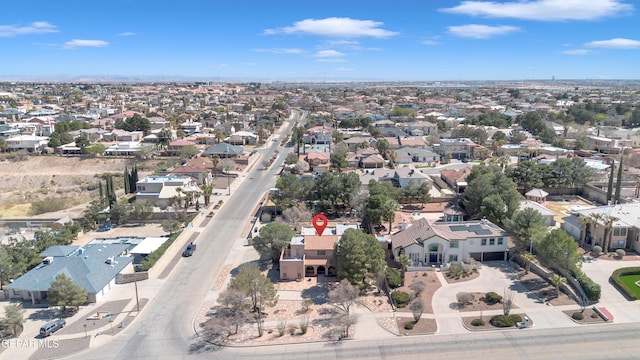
[43,256,54,265]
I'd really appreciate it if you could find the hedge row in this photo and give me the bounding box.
[573,270,601,302]
[610,267,640,300]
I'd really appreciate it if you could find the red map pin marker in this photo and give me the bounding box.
[312,214,328,236]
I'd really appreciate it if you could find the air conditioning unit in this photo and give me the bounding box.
[105,256,114,265]
[43,256,54,265]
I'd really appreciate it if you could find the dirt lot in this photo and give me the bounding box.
[0,155,163,217]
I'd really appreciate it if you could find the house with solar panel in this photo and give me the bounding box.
[391,218,509,266]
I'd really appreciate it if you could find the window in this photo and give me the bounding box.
[450,241,459,248]
[489,238,495,245]
[449,254,458,262]
[613,228,627,237]
[409,253,420,262]
[429,244,439,252]
[481,239,487,246]
[317,250,326,256]
[498,238,504,245]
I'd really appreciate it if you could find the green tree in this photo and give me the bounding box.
[520,252,536,274]
[506,161,544,192]
[614,156,623,204]
[115,113,151,133]
[462,164,521,223]
[504,208,548,251]
[3,302,25,336]
[75,136,90,154]
[536,229,582,274]
[252,222,294,263]
[606,159,615,203]
[48,273,88,312]
[229,266,278,337]
[330,152,347,172]
[332,228,386,286]
[179,145,200,159]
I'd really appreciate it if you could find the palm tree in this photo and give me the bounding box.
[211,155,220,179]
[397,254,412,286]
[201,183,213,206]
[602,214,620,254]
[578,216,593,248]
[550,274,566,299]
[521,252,536,274]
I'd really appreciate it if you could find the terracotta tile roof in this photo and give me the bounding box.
[304,235,339,250]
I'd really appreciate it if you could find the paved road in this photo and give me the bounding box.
[56,110,299,360]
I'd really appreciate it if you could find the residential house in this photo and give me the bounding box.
[398,136,427,148]
[525,188,549,203]
[170,163,212,185]
[564,203,640,251]
[104,141,143,156]
[393,147,440,165]
[135,175,200,208]
[406,120,438,136]
[304,126,332,145]
[391,218,509,265]
[304,152,330,173]
[103,129,144,142]
[588,135,633,155]
[226,131,258,145]
[166,139,197,156]
[279,224,359,280]
[6,135,49,152]
[344,135,376,152]
[3,243,134,304]
[202,143,244,159]
[345,147,385,169]
[440,167,472,194]
[439,138,477,160]
[393,168,432,188]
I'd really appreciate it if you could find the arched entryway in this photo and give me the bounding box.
[317,265,326,276]
[305,266,315,276]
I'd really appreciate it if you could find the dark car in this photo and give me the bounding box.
[40,319,66,337]
[182,242,196,257]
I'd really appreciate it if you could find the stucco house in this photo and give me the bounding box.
[135,175,200,207]
[391,218,509,265]
[279,224,358,281]
[564,203,640,251]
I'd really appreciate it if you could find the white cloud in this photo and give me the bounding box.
[253,48,305,54]
[561,49,591,55]
[316,58,347,63]
[264,17,398,38]
[586,38,640,49]
[314,49,345,58]
[0,21,58,37]
[63,39,109,49]
[118,32,136,37]
[448,24,519,39]
[441,0,632,21]
[422,39,440,45]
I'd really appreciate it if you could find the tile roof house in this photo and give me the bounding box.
[202,143,244,158]
[393,168,432,188]
[393,147,440,165]
[4,243,134,304]
[279,224,359,280]
[391,218,509,266]
[440,167,472,194]
[170,163,212,185]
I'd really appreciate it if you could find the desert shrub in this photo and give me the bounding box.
[490,314,522,327]
[485,291,502,304]
[404,322,414,330]
[591,312,599,318]
[616,249,626,258]
[409,280,426,296]
[385,267,402,289]
[573,270,601,302]
[448,263,465,278]
[456,292,474,307]
[591,245,602,256]
[29,197,67,215]
[572,312,584,320]
[471,318,485,326]
[391,290,411,308]
[299,317,309,334]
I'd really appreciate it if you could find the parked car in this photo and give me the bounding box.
[40,319,66,337]
[182,242,197,257]
[97,224,112,232]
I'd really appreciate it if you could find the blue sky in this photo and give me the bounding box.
[1,0,639,81]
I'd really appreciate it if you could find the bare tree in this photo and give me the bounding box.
[281,202,312,231]
[276,318,287,337]
[329,279,359,315]
[503,288,515,315]
[410,298,424,323]
[203,288,250,342]
[333,311,356,340]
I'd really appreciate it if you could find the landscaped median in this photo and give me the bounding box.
[610,267,640,300]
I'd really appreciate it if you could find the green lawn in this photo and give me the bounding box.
[619,274,640,298]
